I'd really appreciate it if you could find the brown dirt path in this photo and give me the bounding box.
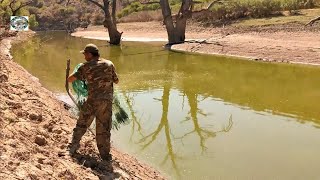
[0,32,165,180]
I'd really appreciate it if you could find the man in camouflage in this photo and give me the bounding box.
[67,44,119,161]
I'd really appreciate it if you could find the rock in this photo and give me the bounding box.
[43,123,53,132]
[57,151,66,157]
[38,130,50,138]
[28,174,39,180]
[38,158,45,164]
[15,110,23,117]
[53,129,63,134]
[35,135,47,146]
[29,113,42,121]
[0,74,8,83]
[58,170,77,179]
[35,164,42,170]
[60,144,66,149]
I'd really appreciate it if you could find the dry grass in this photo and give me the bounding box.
[193,0,319,26]
[118,10,163,23]
[233,8,320,27]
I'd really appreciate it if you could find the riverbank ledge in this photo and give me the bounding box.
[0,31,165,179]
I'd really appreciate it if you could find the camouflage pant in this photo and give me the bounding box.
[71,98,112,159]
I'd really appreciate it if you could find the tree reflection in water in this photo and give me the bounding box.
[123,93,144,141]
[129,82,234,177]
[177,90,233,153]
[118,52,234,177]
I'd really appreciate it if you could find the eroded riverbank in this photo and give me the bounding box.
[0,32,165,179]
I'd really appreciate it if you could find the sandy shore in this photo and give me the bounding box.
[72,22,320,65]
[0,32,165,179]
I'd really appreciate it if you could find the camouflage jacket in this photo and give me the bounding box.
[73,58,119,100]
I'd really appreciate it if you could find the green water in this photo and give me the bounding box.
[12,32,320,179]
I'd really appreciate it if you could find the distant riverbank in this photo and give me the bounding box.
[72,22,320,66]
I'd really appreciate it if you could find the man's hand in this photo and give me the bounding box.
[114,79,119,84]
[67,75,77,83]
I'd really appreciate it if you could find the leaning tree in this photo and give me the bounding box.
[86,0,122,45]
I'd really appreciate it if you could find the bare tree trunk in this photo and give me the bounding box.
[112,0,117,27]
[157,0,222,44]
[160,0,176,44]
[103,0,121,45]
[174,0,192,43]
[160,0,192,45]
[88,0,122,45]
[104,16,122,45]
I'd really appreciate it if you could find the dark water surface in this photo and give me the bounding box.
[12,32,320,179]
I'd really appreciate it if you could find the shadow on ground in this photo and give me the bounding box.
[72,153,121,179]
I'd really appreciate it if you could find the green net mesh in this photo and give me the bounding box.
[71,63,130,130]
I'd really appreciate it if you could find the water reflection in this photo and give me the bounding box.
[124,81,234,177]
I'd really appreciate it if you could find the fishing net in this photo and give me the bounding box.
[71,63,130,130]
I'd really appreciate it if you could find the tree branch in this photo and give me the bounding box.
[306,15,320,26]
[207,0,222,10]
[12,1,33,15]
[87,0,105,10]
[8,0,16,14]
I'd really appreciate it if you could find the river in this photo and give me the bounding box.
[11,31,320,180]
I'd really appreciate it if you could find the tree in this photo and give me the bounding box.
[0,0,43,29]
[86,0,122,45]
[142,0,221,45]
[7,0,43,16]
[159,0,192,45]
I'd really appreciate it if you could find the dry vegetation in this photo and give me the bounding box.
[117,0,320,25]
[1,0,320,30]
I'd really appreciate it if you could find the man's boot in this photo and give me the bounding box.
[101,153,112,162]
[67,142,80,155]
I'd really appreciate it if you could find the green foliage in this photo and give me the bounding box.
[59,6,76,15]
[0,0,43,26]
[117,1,161,18]
[28,14,38,28]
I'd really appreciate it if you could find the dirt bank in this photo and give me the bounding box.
[0,32,165,179]
[72,22,320,65]
[172,31,320,65]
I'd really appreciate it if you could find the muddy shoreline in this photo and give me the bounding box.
[0,32,165,179]
[72,22,320,66]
